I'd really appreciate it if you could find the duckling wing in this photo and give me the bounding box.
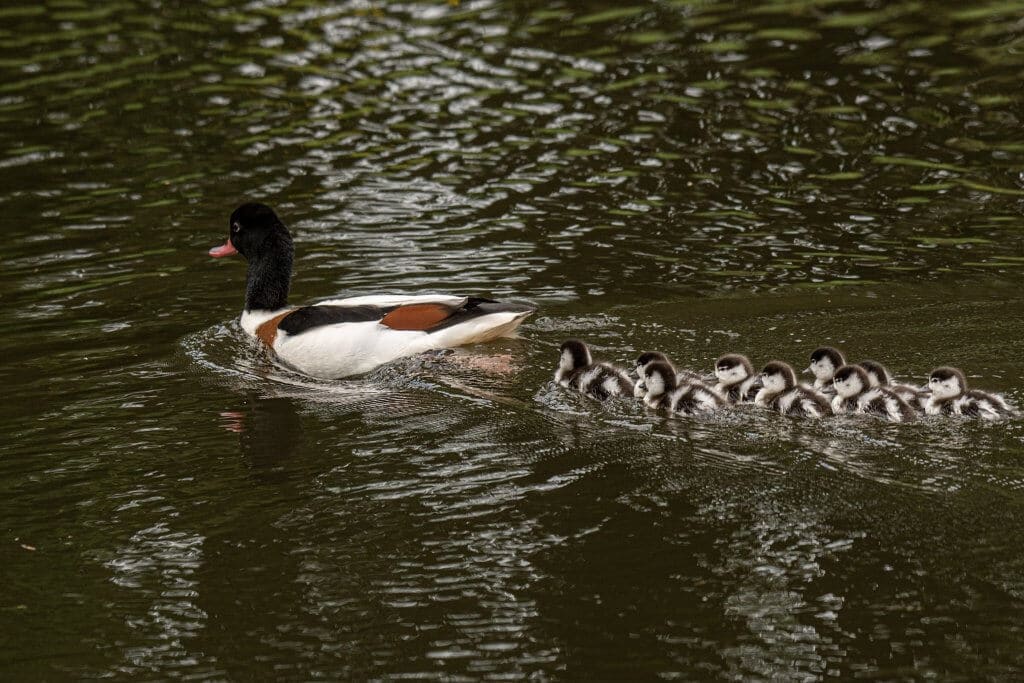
[964,390,1015,420]
[798,387,832,418]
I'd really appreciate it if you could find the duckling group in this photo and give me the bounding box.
[555,340,1018,422]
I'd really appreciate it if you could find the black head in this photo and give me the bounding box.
[810,346,845,366]
[559,339,592,371]
[714,353,754,387]
[715,353,753,374]
[833,364,867,383]
[635,351,672,373]
[219,202,291,260]
[832,364,870,399]
[857,360,891,387]
[643,360,678,395]
[929,366,965,383]
[211,202,295,311]
[807,346,845,381]
[761,360,797,390]
[929,366,967,400]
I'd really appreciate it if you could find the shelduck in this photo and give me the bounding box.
[831,365,916,422]
[210,202,535,378]
[640,360,724,414]
[857,359,929,411]
[713,353,761,403]
[925,367,1018,419]
[632,351,704,398]
[806,346,846,395]
[555,339,634,400]
[756,361,833,418]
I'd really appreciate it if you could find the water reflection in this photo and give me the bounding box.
[2,0,1024,678]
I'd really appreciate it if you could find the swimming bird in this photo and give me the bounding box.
[756,361,833,418]
[806,346,846,395]
[925,367,1018,419]
[640,360,724,414]
[713,353,761,403]
[555,339,634,400]
[858,359,929,411]
[632,351,704,398]
[831,365,916,422]
[209,202,535,378]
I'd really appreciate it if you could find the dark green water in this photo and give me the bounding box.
[3,0,1024,678]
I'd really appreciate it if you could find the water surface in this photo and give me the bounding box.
[2,0,1024,679]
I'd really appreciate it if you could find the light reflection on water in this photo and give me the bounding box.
[2,0,1024,679]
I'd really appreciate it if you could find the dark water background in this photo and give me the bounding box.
[2,0,1024,679]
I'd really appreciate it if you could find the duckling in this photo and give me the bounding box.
[555,339,634,401]
[858,359,929,411]
[756,361,833,418]
[831,365,916,422]
[633,351,705,398]
[857,360,891,388]
[713,353,761,403]
[806,346,846,395]
[925,367,1019,419]
[641,360,724,414]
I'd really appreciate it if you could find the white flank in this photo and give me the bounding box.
[694,387,720,412]
[801,398,822,418]
[602,375,623,397]
[778,390,798,414]
[579,366,604,393]
[259,300,531,379]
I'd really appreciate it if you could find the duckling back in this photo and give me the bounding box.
[568,363,634,401]
[669,380,726,414]
[858,387,917,423]
[777,386,833,418]
[954,390,1019,420]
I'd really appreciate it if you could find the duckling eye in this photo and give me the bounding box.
[232,222,241,233]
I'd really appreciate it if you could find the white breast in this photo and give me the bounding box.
[240,308,290,336]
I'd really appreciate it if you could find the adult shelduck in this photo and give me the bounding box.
[209,202,536,378]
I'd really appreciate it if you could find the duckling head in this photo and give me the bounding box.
[807,346,846,382]
[761,361,796,394]
[559,339,592,373]
[635,351,672,376]
[715,353,753,386]
[929,366,966,400]
[833,365,869,398]
[643,360,678,398]
[857,360,891,388]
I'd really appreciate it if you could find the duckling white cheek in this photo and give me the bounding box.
[933,379,959,400]
[560,350,575,371]
[834,378,858,398]
[633,379,646,398]
[647,374,666,396]
[763,375,785,393]
[811,360,832,380]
